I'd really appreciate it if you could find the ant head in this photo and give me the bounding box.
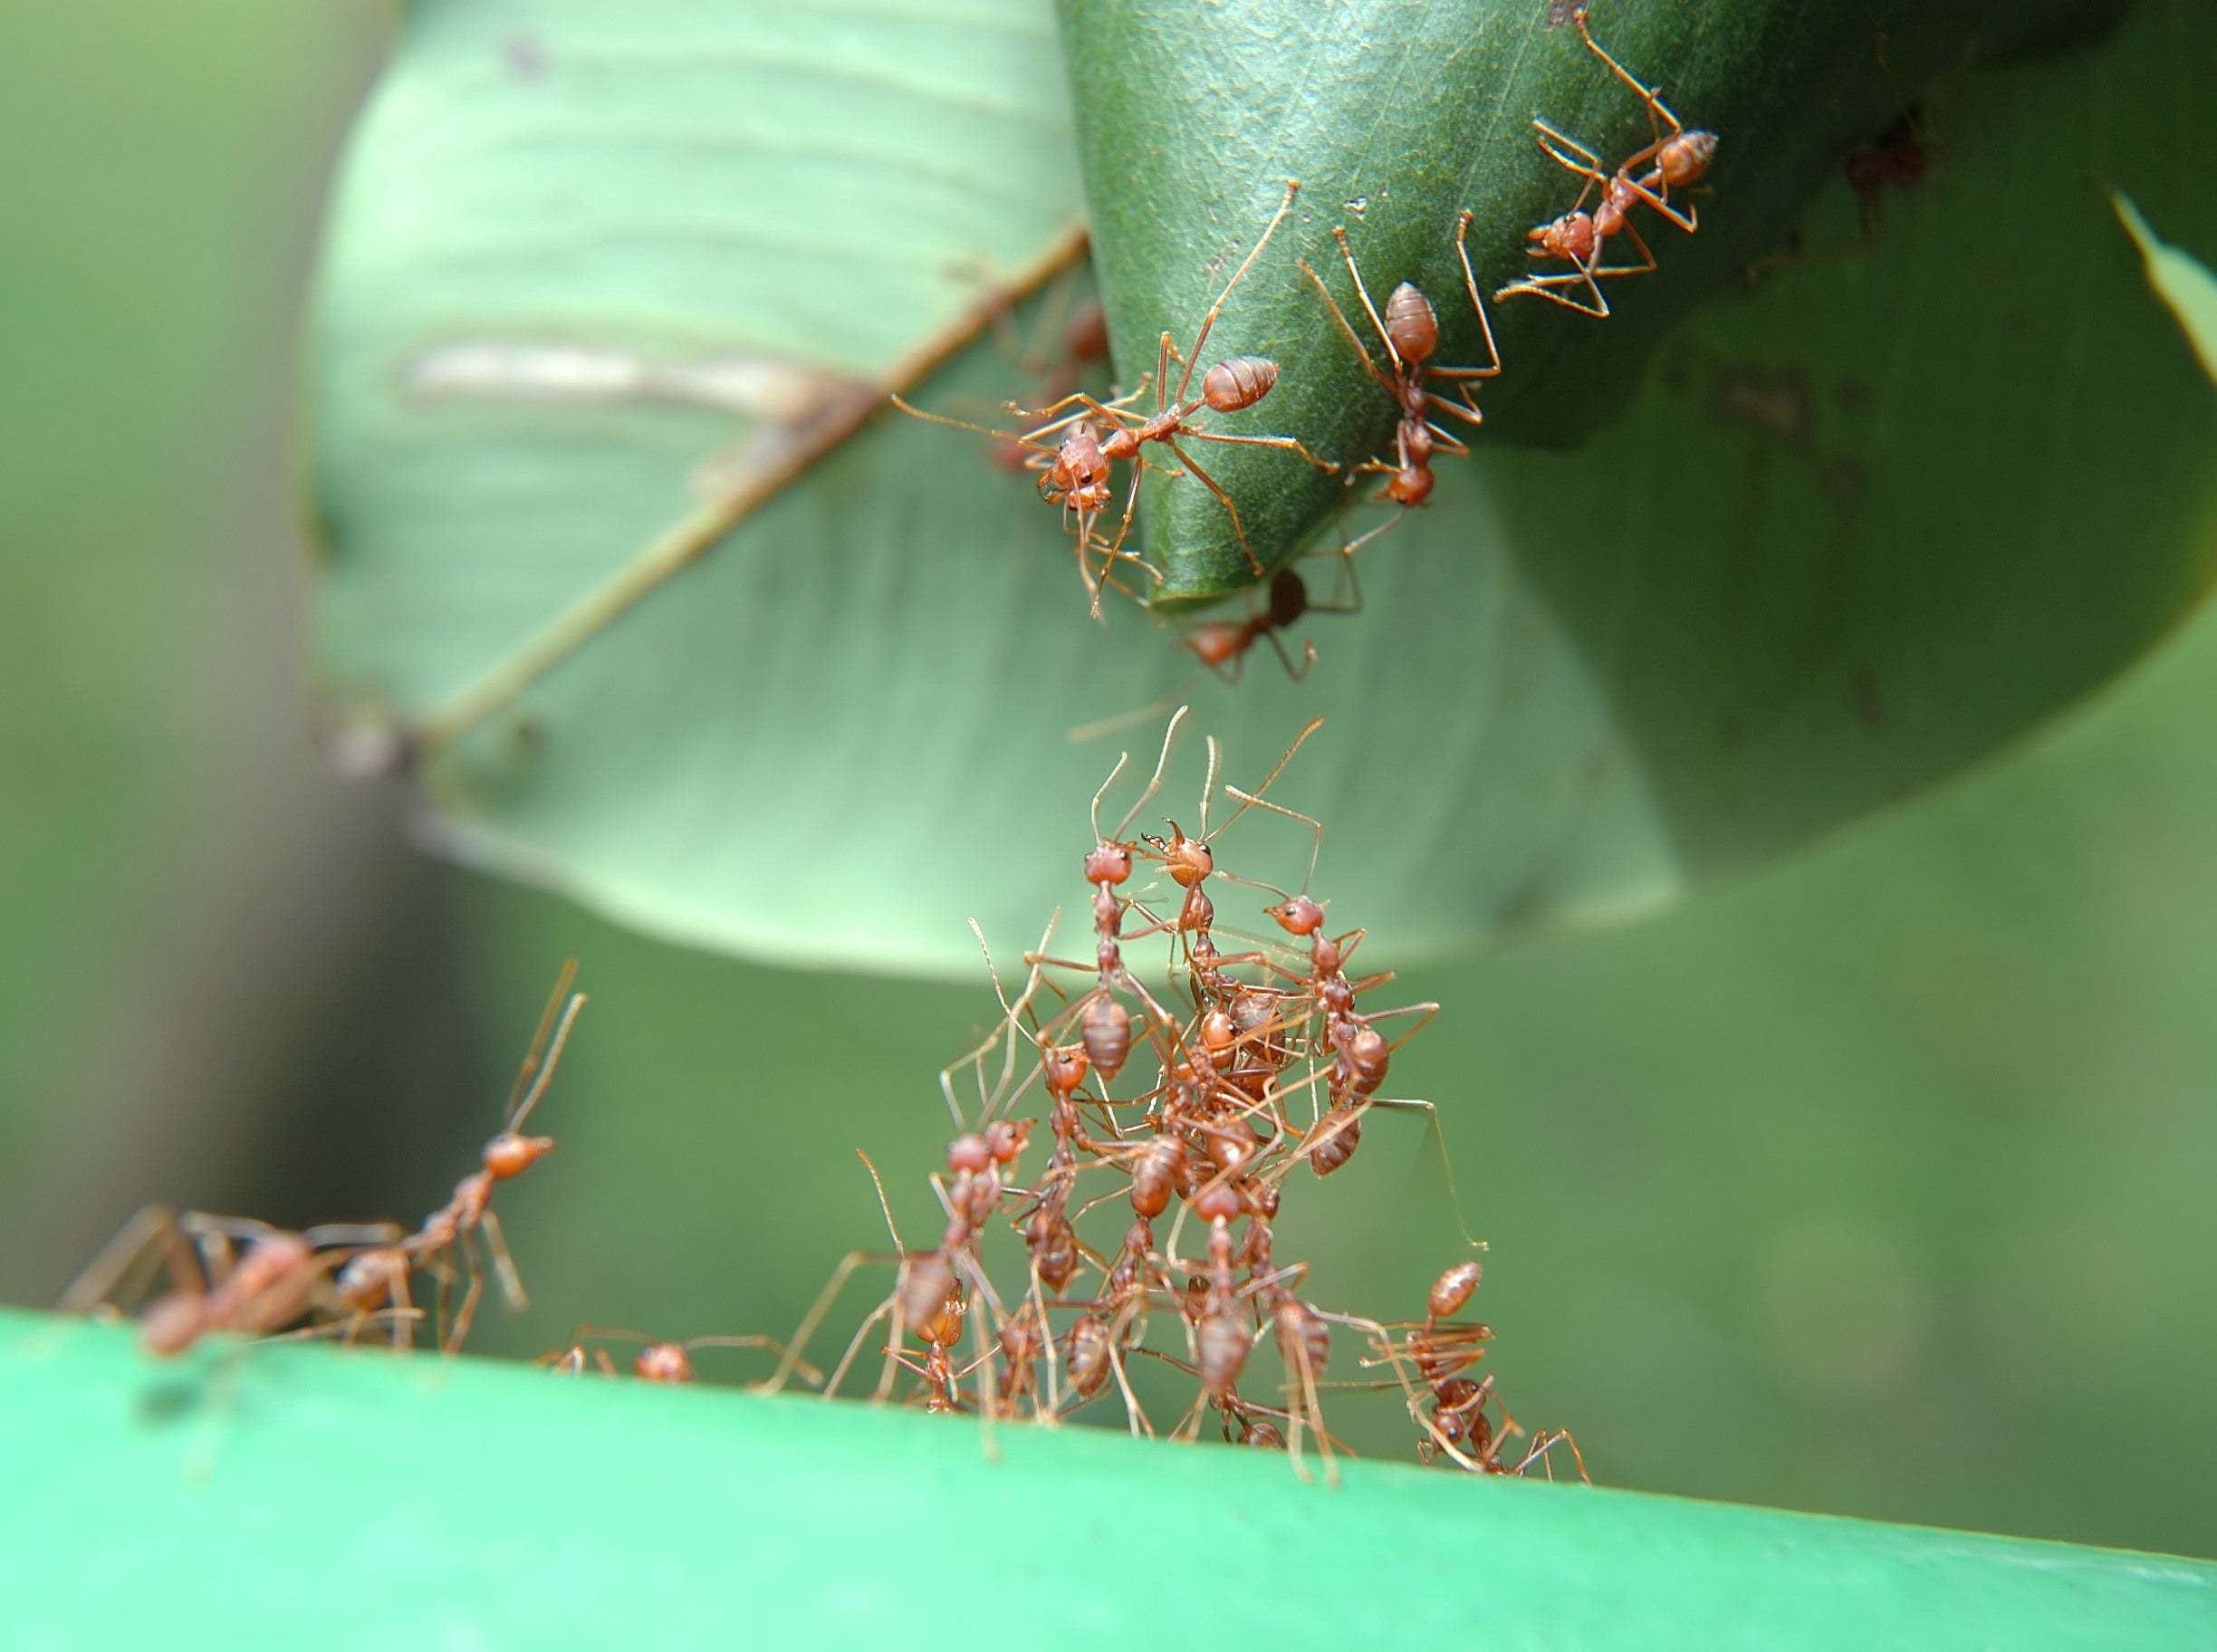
[984,1117,1033,1163]
[634,1342,695,1383]
[484,1132,556,1180]
[1383,283,1439,366]
[1083,842,1132,886]
[946,1134,993,1175]
[1041,1042,1089,1100]
[1156,824,1213,887]
[1385,466,1434,507]
[1267,894,1327,936]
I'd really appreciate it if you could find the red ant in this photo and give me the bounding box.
[986,286,1112,474]
[1184,561,1360,683]
[1748,37,1939,285]
[889,398,1137,617]
[542,1326,812,1385]
[1498,127,1661,317]
[1022,180,1341,581]
[341,965,583,1352]
[1844,35,1939,246]
[62,1208,400,1358]
[1500,7,1718,316]
[1574,8,1718,232]
[1300,217,1500,530]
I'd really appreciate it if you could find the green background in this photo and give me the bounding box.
[1,0,2212,1569]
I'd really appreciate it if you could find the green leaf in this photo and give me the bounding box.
[1057,0,2135,599]
[313,0,2217,977]
[7,1310,2213,1647]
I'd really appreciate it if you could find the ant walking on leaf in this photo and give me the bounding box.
[1300,217,1502,548]
[1500,5,1719,317]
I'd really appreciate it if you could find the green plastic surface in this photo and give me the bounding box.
[2,1310,2210,1648]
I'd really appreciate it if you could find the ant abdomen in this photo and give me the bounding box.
[1082,994,1132,1080]
[1383,283,1439,363]
[1200,353,1279,412]
[1430,1259,1483,1319]
[1067,1313,1113,1398]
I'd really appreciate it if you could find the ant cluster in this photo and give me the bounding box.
[761,710,1582,1483]
[63,970,589,1364]
[897,5,1720,688]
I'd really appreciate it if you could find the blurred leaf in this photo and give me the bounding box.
[9,1310,2216,1647]
[314,0,2217,977]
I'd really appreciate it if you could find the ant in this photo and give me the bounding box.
[62,1207,399,1358]
[542,1325,812,1385]
[1748,36,1938,285]
[342,965,584,1352]
[1300,217,1501,527]
[1572,7,1718,234]
[889,398,1139,617]
[1500,9,1718,316]
[986,286,1112,475]
[1022,180,1341,581]
[1496,128,1660,317]
[1184,561,1360,683]
[1841,34,1939,248]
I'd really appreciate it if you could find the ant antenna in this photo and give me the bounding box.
[1109,706,1190,842]
[1176,180,1300,405]
[509,989,587,1132]
[856,1149,905,1257]
[1195,736,1225,840]
[503,959,579,1119]
[1214,716,1325,846]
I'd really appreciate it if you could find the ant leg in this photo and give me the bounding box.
[1003,385,1149,429]
[1531,116,1609,182]
[1614,169,1701,235]
[479,1209,528,1311]
[1330,227,1405,373]
[1298,259,1399,396]
[1262,629,1317,683]
[59,1205,197,1317]
[1575,7,1685,144]
[1176,178,1300,404]
[888,396,1027,446]
[1179,428,1341,474]
[1333,510,1404,562]
[1441,210,1508,393]
[445,1238,487,1354]
[1495,271,1613,320]
[1161,437,1263,576]
[1305,549,1363,613]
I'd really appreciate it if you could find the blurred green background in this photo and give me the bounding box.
[2,0,2211,1563]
